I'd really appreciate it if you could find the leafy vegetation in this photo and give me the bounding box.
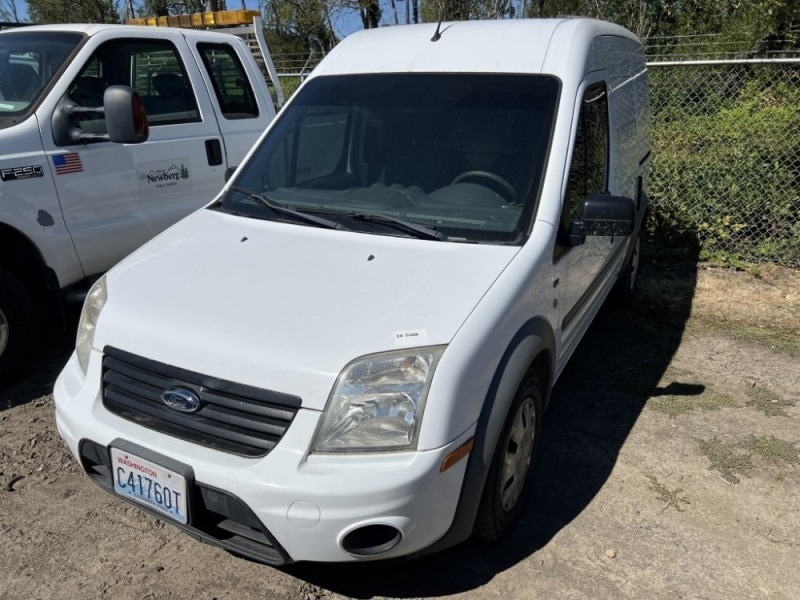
[649,72,800,266]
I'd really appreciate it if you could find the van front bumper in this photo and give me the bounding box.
[54,351,472,563]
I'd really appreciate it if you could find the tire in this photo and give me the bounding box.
[474,372,544,541]
[612,226,642,304]
[0,270,39,385]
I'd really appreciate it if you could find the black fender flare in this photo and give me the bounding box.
[423,316,555,555]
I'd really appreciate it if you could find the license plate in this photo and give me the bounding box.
[110,448,188,524]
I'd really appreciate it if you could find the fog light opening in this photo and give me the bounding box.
[341,524,402,557]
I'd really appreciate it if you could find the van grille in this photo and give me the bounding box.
[101,346,301,458]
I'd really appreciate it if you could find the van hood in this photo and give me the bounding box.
[97,209,519,410]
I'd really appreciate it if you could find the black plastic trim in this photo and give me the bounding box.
[78,438,292,565]
[101,346,300,458]
[423,317,555,555]
[561,238,627,331]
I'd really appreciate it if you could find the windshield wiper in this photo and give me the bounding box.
[231,187,349,231]
[351,213,447,241]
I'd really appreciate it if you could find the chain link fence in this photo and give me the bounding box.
[647,59,800,267]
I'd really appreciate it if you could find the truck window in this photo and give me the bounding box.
[0,31,83,126]
[197,43,258,119]
[556,82,609,254]
[67,39,200,130]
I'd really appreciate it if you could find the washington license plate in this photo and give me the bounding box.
[110,448,188,524]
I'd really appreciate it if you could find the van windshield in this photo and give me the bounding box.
[0,31,84,125]
[221,73,559,244]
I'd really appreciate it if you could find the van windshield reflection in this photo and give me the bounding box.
[222,73,559,244]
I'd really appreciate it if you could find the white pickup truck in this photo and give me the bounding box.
[0,21,277,381]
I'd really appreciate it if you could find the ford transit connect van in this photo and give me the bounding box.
[55,18,650,564]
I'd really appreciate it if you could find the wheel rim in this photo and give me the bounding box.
[0,307,8,356]
[628,235,641,291]
[500,396,537,512]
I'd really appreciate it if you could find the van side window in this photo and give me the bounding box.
[197,43,259,119]
[67,39,200,132]
[556,83,609,256]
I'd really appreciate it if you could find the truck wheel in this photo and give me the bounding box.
[474,372,544,541]
[0,270,38,385]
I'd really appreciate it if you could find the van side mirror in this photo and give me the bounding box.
[52,85,149,146]
[568,194,635,246]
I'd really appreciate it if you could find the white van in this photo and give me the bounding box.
[55,18,650,564]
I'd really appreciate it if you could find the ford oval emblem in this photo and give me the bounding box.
[161,387,202,413]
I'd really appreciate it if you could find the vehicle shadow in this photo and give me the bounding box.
[0,324,75,411]
[285,253,700,598]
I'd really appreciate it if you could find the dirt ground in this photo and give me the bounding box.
[1,259,799,600]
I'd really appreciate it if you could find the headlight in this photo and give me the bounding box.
[313,346,446,452]
[76,276,108,374]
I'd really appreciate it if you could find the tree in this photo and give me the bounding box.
[421,0,516,21]
[1,0,21,22]
[261,0,337,54]
[26,0,121,23]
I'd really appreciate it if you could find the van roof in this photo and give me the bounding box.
[314,18,638,78]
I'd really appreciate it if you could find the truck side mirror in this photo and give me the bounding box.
[568,194,635,246]
[52,85,149,146]
[105,86,149,144]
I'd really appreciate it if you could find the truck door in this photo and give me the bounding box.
[553,81,616,360]
[38,31,226,277]
[187,33,276,168]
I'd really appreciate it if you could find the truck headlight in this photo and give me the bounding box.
[313,346,446,452]
[76,276,107,375]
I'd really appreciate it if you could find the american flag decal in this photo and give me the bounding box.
[53,153,83,175]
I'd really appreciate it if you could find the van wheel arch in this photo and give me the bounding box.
[422,318,554,555]
[474,368,545,541]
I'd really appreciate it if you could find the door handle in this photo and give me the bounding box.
[205,139,223,166]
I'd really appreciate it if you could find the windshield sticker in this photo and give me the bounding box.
[136,159,192,195]
[1,165,44,181]
[393,328,430,348]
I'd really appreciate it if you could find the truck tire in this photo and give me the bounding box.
[474,372,544,541]
[0,270,38,385]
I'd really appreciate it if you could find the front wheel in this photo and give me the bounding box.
[474,372,544,541]
[0,270,38,385]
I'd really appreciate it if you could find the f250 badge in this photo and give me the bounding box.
[1,165,44,181]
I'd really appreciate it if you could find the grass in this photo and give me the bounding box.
[697,434,799,483]
[728,325,800,358]
[743,435,799,466]
[745,386,796,417]
[696,437,754,484]
[649,388,737,418]
[646,475,691,512]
